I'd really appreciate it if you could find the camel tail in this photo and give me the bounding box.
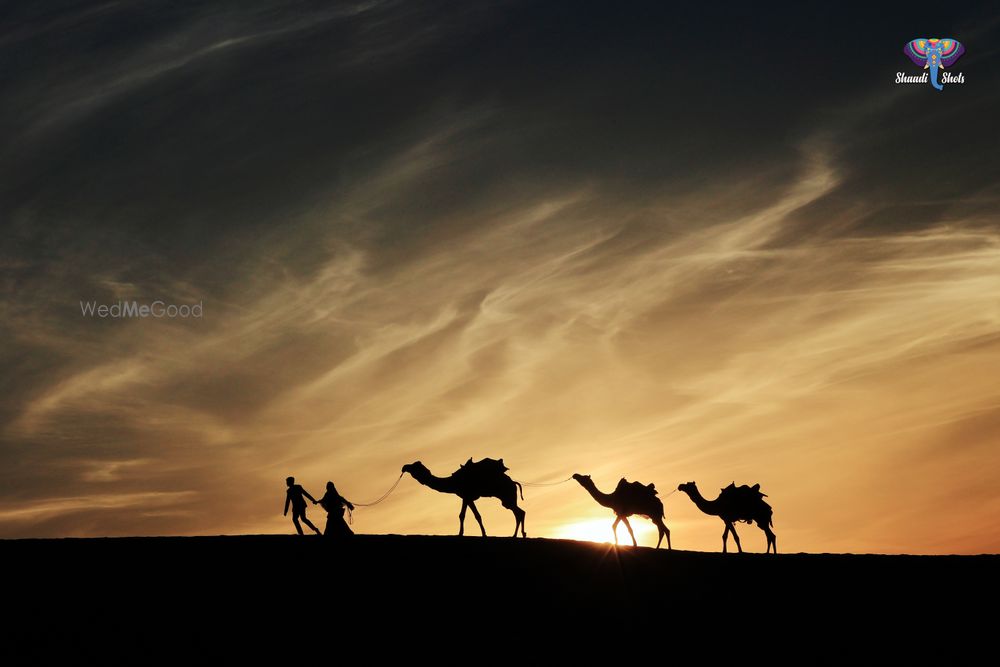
[516,481,524,501]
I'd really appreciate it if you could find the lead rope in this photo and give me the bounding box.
[516,476,574,487]
[345,472,406,525]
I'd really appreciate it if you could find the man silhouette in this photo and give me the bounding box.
[284,476,321,535]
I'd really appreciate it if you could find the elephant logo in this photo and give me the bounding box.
[903,38,965,91]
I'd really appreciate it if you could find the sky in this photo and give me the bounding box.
[2,1,1000,553]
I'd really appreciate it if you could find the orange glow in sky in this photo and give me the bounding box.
[2,3,999,556]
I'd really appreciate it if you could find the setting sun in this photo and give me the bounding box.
[554,517,659,546]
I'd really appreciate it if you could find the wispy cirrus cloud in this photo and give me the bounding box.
[1,1,999,552]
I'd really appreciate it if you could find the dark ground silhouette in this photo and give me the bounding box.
[2,535,995,660]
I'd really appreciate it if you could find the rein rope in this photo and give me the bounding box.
[516,476,574,487]
[344,472,405,525]
[351,472,405,507]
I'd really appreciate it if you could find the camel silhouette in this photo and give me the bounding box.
[678,481,777,554]
[572,473,671,549]
[402,458,526,538]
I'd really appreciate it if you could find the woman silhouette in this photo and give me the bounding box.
[317,481,355,537]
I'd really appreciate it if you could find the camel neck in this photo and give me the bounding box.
[412,468,459,495]
[683,486,718,516]
[581,481,616,509]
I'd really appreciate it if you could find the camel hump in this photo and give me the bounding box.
[455,457,510,479]
[479,457,508,473]
[615,478,659,502]
[719,482,768,506]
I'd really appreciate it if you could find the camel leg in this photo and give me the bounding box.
[501,494,526,538]
[458,500,468,536]
[621,516,638,547]
[722,524,729,553]
[654,518,671,550]
[468,501,487,537]
[611,516,621,545]
[763,526,777,554]
[731,524,743,553]
[511,507,526,538]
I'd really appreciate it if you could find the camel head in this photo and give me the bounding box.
[571,473,592,487]
[402,461,429,478]
[678,481,697,494]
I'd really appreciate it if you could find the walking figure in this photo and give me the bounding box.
[284,476,321,535]
[317,481,355,537]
